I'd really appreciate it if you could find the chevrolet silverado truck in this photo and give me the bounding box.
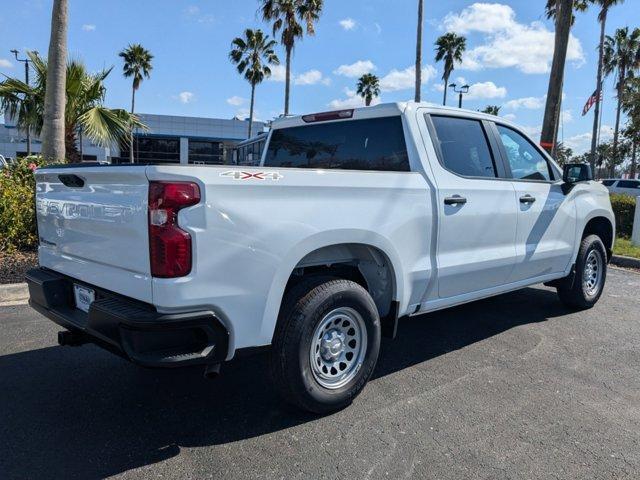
[27,103,615,413]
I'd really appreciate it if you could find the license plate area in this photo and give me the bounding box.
[73,284,95,313]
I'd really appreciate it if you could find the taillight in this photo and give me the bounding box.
[148,181,200,278]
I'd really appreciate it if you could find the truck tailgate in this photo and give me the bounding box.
[35,166,153,303]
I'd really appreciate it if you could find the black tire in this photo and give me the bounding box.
[557,234,607,310]
[270,277,381,414]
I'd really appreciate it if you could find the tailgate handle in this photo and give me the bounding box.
[58,174,85,188]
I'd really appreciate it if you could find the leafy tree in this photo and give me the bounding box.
[229,29,279,137]
[261,0,323,116]
[434,32,466,106]
[356,73,380,106]
[603,27,640,176]
[0,53,145,163]
[481,105,501,116]
[554,142,574,166]
[119,44,153,163]
[545,0,590,25]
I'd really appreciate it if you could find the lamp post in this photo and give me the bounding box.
[10,49,38,156]
[449,83,470,109]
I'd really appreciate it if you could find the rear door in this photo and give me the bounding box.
[425,114,518,299]
[35,166,153,303]
[491,124,577,282]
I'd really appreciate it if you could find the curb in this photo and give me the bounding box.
[611,255,640,270]
[0,282,29,303]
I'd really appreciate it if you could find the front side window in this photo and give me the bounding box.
[430,116,497,178]
[497,125,552,181]
[264,116,409,172]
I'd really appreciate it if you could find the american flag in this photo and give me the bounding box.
[582,89,603,116]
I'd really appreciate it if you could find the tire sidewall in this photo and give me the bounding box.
[294,284,381,409]
[577,235,607,305]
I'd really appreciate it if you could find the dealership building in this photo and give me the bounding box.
[0,113,265,164]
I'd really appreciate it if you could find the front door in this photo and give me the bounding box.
[493,124,577,282]
[426,114,518,299]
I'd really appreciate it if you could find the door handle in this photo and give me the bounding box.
[519,194,536,204]
[444,195,467,206]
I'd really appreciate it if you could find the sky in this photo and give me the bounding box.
[1,0,639,154]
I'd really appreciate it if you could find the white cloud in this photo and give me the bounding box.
[503,113,517,121]
[294,69,329,85]
[268,65,287,82]
[443,3,584,74]
[226,96,245,106]
[504,96,545,110]
[334,60,376,78]
[328,87,380,109]
[177,91,195,104]
[339,18,356,31]
[81,24,96,32]
[380,64,437,92]
[269,66,329,85]
[0,59,13,68]
[564,125,614,153]
[184,5,214,24]
[465,81,507,100]
[561,109,573,123]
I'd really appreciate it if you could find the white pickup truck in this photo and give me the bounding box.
[27,103,615,413]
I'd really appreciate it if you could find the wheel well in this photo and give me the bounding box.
[583,217,613,260]
[285,244,396,318]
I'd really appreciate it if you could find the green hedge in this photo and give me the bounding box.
[610,194,637,239]
[0,156,52,252]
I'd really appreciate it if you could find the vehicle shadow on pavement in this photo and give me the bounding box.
[0,287,570,479]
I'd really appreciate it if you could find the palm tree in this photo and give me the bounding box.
[545,0,590,24]
[356,74,380,107]
[434,33,466,106]
[41,0,67,161]
[603,27,640,176]
[415,0,424,102]
[540,0,579,156]
[481,105,501,116]
[0,53,145,162]
[622,76,640,176]
[261,0,323,116]
[589,0,625,174]
[229,29,279,138]
[119,44,153,163]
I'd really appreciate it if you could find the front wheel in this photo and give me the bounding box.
[557,234,607,310]
[270,278,381,414]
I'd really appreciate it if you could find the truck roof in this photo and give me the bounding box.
[270,101,515,130]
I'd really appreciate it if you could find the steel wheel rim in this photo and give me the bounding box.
[582,249,603,297]
[309,307,367,390]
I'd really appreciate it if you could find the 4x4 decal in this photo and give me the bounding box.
[220,171,283,181]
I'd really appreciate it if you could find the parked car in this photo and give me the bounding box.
[26,103,615,413]
[601,178,640,197]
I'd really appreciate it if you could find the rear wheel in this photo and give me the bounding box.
[270,278,381,414]
[557,234,607,310]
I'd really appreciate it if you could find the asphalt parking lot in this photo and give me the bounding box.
[1,268,639,479]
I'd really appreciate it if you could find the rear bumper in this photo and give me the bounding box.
[26,268,229,368]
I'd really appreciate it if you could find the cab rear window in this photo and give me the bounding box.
[264,116,410,172]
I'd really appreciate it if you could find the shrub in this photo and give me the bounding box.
[0,156,51,252]
[610,194,637,239]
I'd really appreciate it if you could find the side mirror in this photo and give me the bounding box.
[563,163,593,184]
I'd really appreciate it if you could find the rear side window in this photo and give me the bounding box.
[601,180,616,186]
[617,180,640,189]
[430,116,497,178]
[264,116,409,172]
